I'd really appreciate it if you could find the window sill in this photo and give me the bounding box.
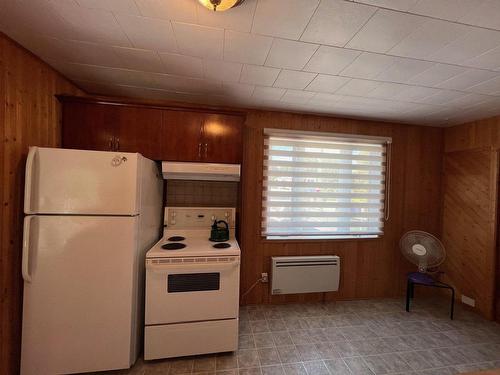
[261,235,383,244]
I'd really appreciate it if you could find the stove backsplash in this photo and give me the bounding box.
[165,180,238,207]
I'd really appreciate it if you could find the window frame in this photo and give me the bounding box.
[261,128,392,241]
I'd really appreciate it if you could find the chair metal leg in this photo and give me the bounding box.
[449,287,455,320]
[406,279,411,312]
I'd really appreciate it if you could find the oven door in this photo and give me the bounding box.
[145,256,240,325]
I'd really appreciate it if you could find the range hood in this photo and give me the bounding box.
[162,162,241,182]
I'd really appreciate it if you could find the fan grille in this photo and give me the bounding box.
[400,230,445,272]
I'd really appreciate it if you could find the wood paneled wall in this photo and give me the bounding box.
[240,111,444,304]
[0,33,84,375]
[443,115,500,320]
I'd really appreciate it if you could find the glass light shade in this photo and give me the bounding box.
[198,0,245,11]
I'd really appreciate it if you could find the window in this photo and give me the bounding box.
[262,129,391,239]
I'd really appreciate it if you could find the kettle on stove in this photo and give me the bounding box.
[210,220,229,242]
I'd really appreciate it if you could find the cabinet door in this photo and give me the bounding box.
[62,102,115,151]
[115,106,163,160]
[202,114,243,164]
[161,110,204,161]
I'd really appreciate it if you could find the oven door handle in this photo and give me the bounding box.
[146,260,240,273]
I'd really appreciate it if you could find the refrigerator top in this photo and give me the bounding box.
[24,147,160,216]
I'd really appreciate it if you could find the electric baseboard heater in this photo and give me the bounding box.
[271,256,340,295]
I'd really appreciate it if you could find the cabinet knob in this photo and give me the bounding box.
[116,137,120,151]
[108,137,113,150]
[204,143,208,158]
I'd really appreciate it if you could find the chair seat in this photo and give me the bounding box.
[408,271,436,285]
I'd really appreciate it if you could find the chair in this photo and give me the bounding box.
[405,272,455,319]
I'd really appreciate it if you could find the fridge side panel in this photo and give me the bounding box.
[131,156,163,359]
[21,215,139,375]
[25,147,140,215]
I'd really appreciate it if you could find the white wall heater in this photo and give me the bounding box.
[271,256,340,295]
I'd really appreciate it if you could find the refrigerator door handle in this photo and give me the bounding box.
[22,216,33,283]
[24,147,37,213]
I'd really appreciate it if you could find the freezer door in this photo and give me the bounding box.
[25,147,141,215]
[21,215,140,375]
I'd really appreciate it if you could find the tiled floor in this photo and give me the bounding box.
[96,298,500,375]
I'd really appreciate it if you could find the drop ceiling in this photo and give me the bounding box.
[2,0,500,126]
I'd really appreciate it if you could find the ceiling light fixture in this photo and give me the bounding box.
[198,0,246,12]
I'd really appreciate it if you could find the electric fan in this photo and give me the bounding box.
[399,230,446,272]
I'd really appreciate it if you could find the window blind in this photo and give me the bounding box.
[262,130,391,239]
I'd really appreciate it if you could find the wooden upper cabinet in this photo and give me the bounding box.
[161,110,244,164]
[62,102,116,151]
[161,110,205,162]
[202,113,243,163]
[61,98,244,163]
[114,106,163,160]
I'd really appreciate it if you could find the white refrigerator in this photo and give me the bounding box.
[20,147,163,375]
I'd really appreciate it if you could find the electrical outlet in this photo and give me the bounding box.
[261,273,269,283]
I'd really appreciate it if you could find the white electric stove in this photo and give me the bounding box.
[144,207,240,361]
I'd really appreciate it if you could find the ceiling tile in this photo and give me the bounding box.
[417,89,469,105]
[274,70,317,90]
[467,76,500,95]
[429,27,500,65]
[158,52,204,77]
[409,0,478,21]
[115,14,177,52]
[281,90,316,104]
[463,46,500,70]
[395,86,442,102]
[252,0,320,39]
[444,92,493,108]
[224,30,273,65]
[436,68,499,90]
[221,82,255,97]
[0,0,77,39]
[300,0,376,47]
[134,0,197,23]
[309,92,344,106]
[352,0,419,11]
[75,0,140,15]
[408,63,467,86]
[304,46,361,75]
[459,0,500,30]
[340,52,397,79]
[375,58,434,83]
[11,35,122,67]
[336,78,381,96]
[172,22,224,59]
[265,39,319,70]
[346,9,427,53]
[252,86,286,101]
[305,74,350,93]
[204,59,243,82]
[240,65,280,86]
[366,82,408,99]
[196,0,257,32]
[52,1,130,46]
[150,73,223,94]
[113,47,165,72]
[389,19,469,59]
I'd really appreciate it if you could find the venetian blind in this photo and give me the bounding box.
[262,130,391,239]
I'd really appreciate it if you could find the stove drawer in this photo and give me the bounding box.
[145,257,240,325]
[144,318,238,360]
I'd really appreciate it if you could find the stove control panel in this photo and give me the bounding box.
[165,207,236,229]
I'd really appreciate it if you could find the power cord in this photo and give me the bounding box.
[240,276,265,300]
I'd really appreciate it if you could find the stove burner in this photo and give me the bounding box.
[213,243,231,249]
[161,243,186,250]
[167,236,185,242]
